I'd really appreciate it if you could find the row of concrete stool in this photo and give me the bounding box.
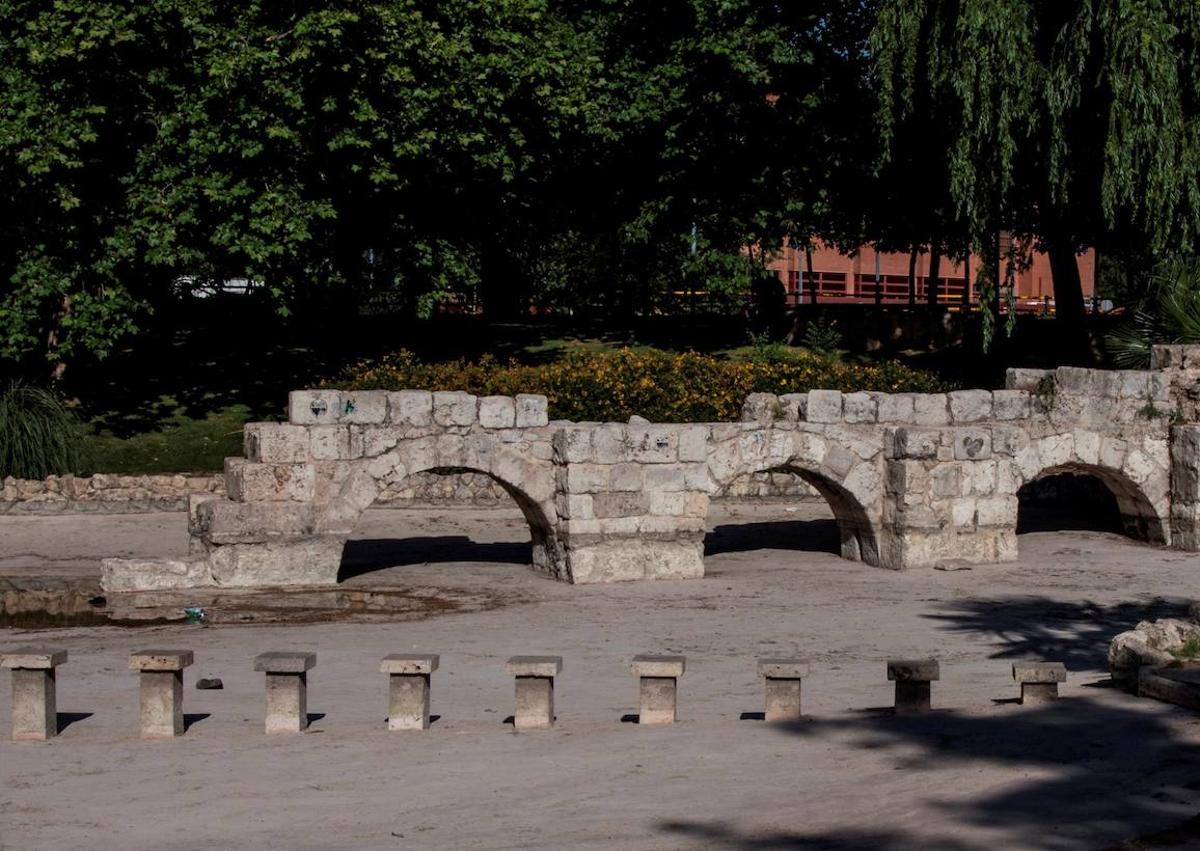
[1,647,1068,741]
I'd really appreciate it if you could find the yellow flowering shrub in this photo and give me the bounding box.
[338,348,953,422]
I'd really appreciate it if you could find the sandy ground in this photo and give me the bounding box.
[1,502,1199,850]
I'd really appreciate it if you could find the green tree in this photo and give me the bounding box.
[872,0,1200,351]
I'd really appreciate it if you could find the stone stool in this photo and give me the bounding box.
[254,651,316,733]
[129,650,194,738]
[505,656,562,729]
[2,648,68,741]
[631,655,686,724]
[1012,661,1066,704]
[381,654,439,730]
[756,658,810,722]
[887,659,939,714]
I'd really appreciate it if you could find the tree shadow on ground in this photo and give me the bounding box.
[704,519,840,558]
[923,596,1192,671]
[659,697,1200,849]
[337,537,531,582]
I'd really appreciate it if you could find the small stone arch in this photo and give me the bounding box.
[316,436,565,581]
[708,429,884,566]
[1018,461,1168,545]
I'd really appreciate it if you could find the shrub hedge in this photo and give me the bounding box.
[339,348,953,423]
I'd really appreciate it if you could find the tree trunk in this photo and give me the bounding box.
[1046,235,1088,359]
[480,240,526,320]
[907,246,919,308]
[806,245,816,305]
[926,243,941,310]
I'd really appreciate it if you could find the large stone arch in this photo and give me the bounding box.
[1015,431,1170,545]
[315,434,566,580]
[706,426,884,566]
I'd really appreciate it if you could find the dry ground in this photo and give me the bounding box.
[1,502,1199,850]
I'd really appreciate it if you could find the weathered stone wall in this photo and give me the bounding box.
[1,466,820,514]
[0,474,225,514]
[100,345,1200,592]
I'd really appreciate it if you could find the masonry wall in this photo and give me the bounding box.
[99,345,1200,593]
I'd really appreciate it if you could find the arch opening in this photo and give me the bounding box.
[336,466,558,583]
[705,464,880,565]
[1017,464,1166,544]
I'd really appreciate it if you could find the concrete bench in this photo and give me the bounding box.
[631,655,686,724]
[381,654,439,730]
[2,648,68,741]
[887,659,939,714]
[129,650,194,738]
[756,658,810,721]
[505,656,562,729]
[1012,661,1066,704]
[254,652,316,733]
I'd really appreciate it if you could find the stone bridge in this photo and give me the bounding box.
[103,345,1200,591]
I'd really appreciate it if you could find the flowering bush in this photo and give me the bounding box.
[338,348,953,422]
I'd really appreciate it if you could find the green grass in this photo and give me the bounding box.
[81,404,253,475]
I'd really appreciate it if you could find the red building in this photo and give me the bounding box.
[767,239,1095,311]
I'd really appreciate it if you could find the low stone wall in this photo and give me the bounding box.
[0,474,226,514]
[1,469,820,514]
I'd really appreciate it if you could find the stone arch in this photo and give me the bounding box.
[1017,432,1169,545]
[1018,462,1167,544]
[316,435,565,581]
[707,429,883,566]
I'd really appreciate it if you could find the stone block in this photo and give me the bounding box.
[891,428,939,460]
[553,428,593,463]
[949,390,992,423]
[631,654,686,725]
[953,429,992,460]
[842,392,877,424]
[778,393,807,422]
[388,390,433,426]
[677,425,710,462]
[478,396,516,429]
[2,648,68,741]
[1013,661,1066,704]
[339,391,388,424]
[506,656,562,729]
[991,390,1031,420]
[309,425,351,461]
[515,395,550,428]
[913,394,950,425]
[225,460,316,503]
[888,659,939,714]
[741,393,779,424]
[593,492,650,518]
[807,390,843,423]
[648,491,686,516]
[1005,368,1052,391]
[756,658,809,722]
[1055,366,1094,394]
[289,390,342,425]
[876,393,916,423]
[381,655,439,730]
[244,423,311,464]
[432,391,477,427]
[255,652,316,734]
[130,650,193,738]
[628,426,679,463]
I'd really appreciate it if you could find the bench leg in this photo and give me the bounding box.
[1020,682,1058,705]
[389,673,431,730]
[140,671,184,738]
[764,677,802,722]
[12,669,56,741]
[894,681,931,714]
[639,676,678,725]
[514,676,554,729]
[265,672,308,733]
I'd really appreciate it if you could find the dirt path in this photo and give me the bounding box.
[1,504,1199,849]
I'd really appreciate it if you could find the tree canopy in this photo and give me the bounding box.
[2,0,1198,374]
